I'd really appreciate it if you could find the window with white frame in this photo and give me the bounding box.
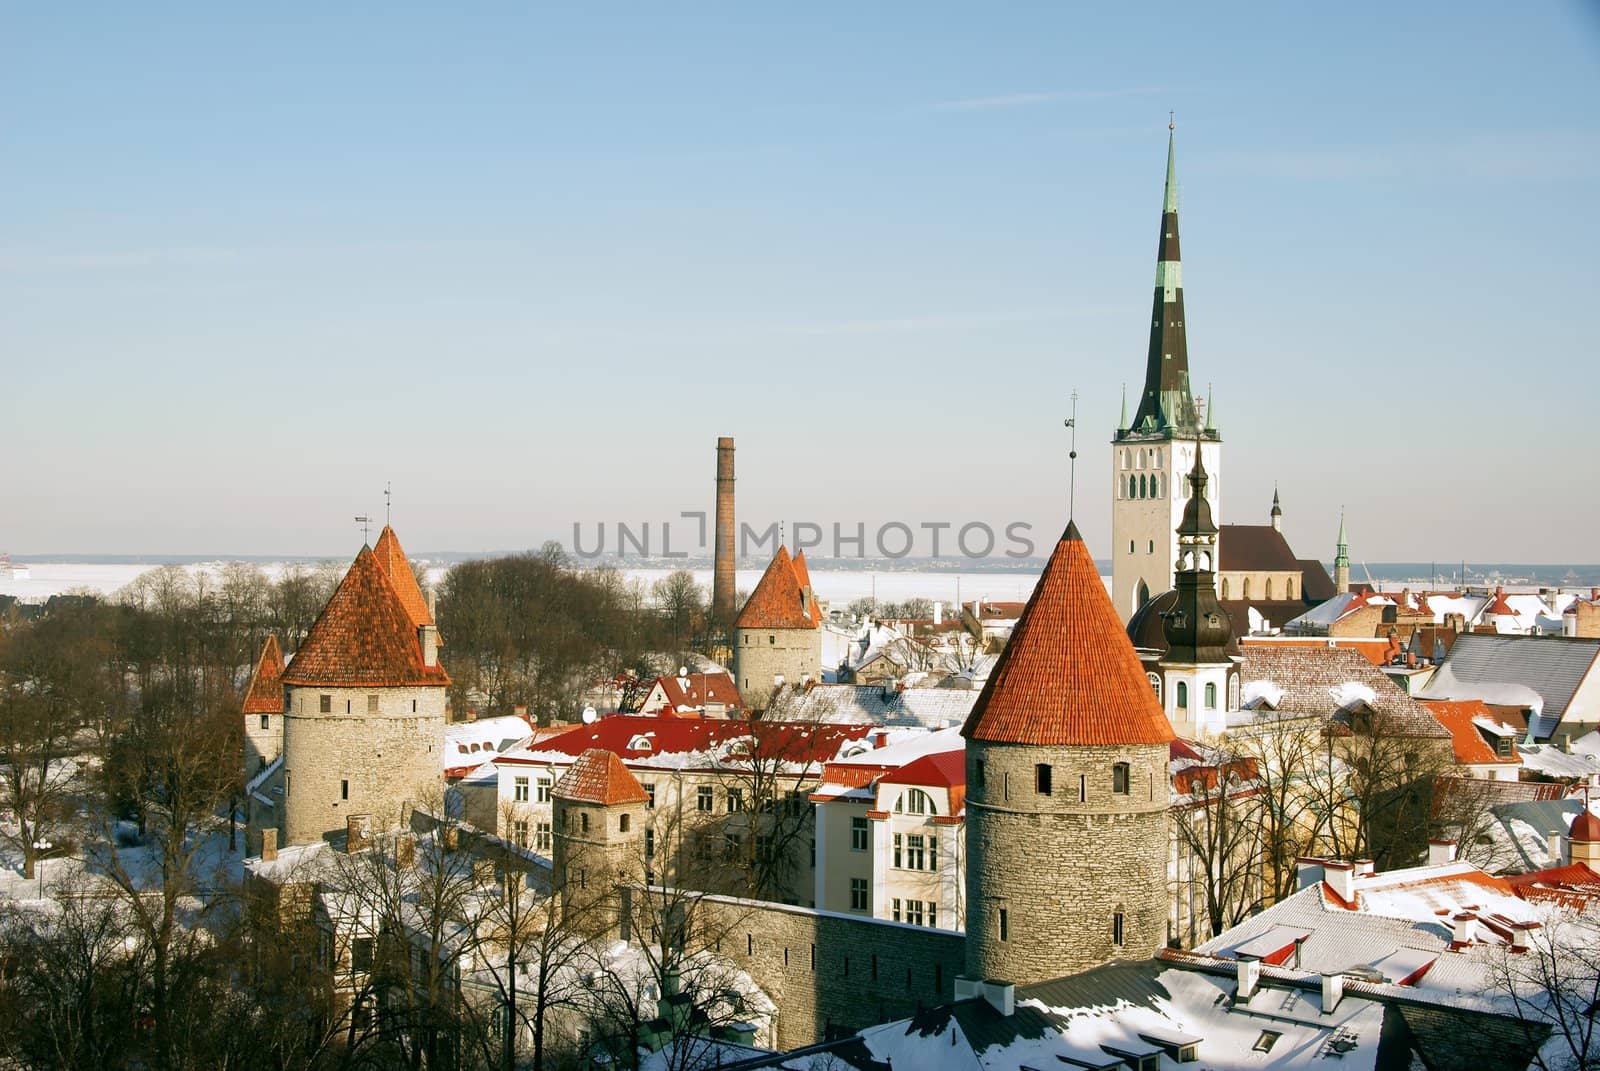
[514,776,529,802]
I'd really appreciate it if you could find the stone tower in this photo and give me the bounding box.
[1333,512,1351,595]
[1156,451,1238,738]
[733,545,821,710]
[713,437,737,625]
[242,634,285,778]
[552,748,648,926]
[278,528,449,847]
[1112,124,1222,621]
[963,521,1176,987]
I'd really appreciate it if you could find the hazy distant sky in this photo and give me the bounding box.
[4,4,1597,562]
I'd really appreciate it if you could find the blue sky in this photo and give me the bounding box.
[4,3,1597,562]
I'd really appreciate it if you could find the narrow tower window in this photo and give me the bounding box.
[340,779,348,801]
[999,908,1008,942]
[1112,763,1130,795]
[1035,764,1052,795]
[1113,911,1126,946]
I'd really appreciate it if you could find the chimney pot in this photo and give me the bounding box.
[1450,911,1478,946]
[1428,839,1458,865]
[1236,958,1261,1000]
[981,979,1015,1017]
[1321,972,1344,1013]
[1324,861,1356,903]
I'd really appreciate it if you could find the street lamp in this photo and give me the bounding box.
[31,839,52,900]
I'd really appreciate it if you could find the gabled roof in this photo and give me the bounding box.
[734,545,820,630]
[880,749,965,790]
[553,748,649,806]
[242,634,285,714]
[1420,699,1520,765]
[1296,558,1338,602]
[648,671,744,713]
[963,522,1175,747]
[280,546,451,689]
[1421,633,1600,725]
[1239,646,1448,738]
[1218,523,1301,573]
[372,525,434,628]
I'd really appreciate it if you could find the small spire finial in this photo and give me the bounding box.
[1064,390,1080,520]
[384,481,392,526]
[355,514,372,545]
[1168,110,1175,132]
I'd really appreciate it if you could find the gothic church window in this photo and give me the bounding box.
[1287,578,1295,599]
[1243,578,1252,600]
[1221,578,1230,598]
[1176,682,1188,708]
[1266,578,1274,599]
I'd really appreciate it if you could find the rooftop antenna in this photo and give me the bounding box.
[1063,389,1080,519]
[355,514,373,545]
[384,482,392,526]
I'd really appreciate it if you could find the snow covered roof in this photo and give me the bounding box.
[1239,647,1449,738]
[766,683,979,729]
[1420,634,1600,739]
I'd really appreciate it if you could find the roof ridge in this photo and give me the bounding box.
[734,545,818,630]
[242,634,286,713]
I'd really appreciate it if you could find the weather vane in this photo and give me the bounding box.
[384,481,392,526]
[1064,389,1080,519]
[1169,110,1174,131]
[355,514,372,544]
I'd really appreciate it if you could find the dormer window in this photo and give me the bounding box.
[629,735,653,752]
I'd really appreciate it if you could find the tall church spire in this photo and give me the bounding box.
[1128,122,1201,435]
[1162,450,1231,666]
[1333,510,1351,594]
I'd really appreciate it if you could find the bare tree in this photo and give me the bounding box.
[1228,713,1332,903]
[1490,908,1600,1071]
[1169,743,1266,943]
[652,571,705,653]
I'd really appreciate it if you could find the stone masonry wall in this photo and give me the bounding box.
[965,740,1170,985]
[682,894,966,1050]
[282,684,446,845]
[734,627,821,711]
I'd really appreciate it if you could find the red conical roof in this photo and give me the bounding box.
[962,522,1176,746]
[554,748,649,806]
[242,634,285,714]
[281,546,450,689]
[373,525,434,628]
[734,545,819,630]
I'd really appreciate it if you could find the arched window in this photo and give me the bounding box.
[1221,578,1230,599]
[1265,578,1274,600]
[1154,474,1162,498]
[1228,676,1240,710]
[895,789,936,816]
[1243,578,1252,600]
[1129,475,1138,499]
[1176,682,1189,709]
[1121,450,1130,470]
[1205,682,1217,709]
[1138,474,1147,499]
[1111,763,1131,795]
[1137,581,1150,610]
[1136,451,1145,470]
[1147,672,1162,702]
[1286,578,1295,599]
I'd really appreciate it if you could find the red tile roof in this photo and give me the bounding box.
[1239,636,1393,668]
[242,634,285,714]
[372,525,434,628]
[646,671,745,714]
[1571,812,1600,843]
[554,748,649,805]
[881,750,967,816]
[1420,699,1520,765]
[734,545,820,630]
[791,549,813,593]
[281,546,451,689]
[962,522,1176,747]
[501,713,872,770]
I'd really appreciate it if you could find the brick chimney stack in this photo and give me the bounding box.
[714,437,736,623]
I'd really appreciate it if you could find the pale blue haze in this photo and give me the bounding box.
[3,4,1597,561]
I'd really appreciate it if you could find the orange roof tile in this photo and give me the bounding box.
[242,634,285,714]
[373,525,434,628]
[734,545,819,630]
[281,546,451,689]
[1420,699,1520,765]
[962,522,1176,747]
[554,748,649,806]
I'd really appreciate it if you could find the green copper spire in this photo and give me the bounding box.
[1337,510,1348,554]
[1204,384,1215,431]
[1118,383,1128,432]
[1163,115,1179,215]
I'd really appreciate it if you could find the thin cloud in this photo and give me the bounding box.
[932,87,1179,112]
